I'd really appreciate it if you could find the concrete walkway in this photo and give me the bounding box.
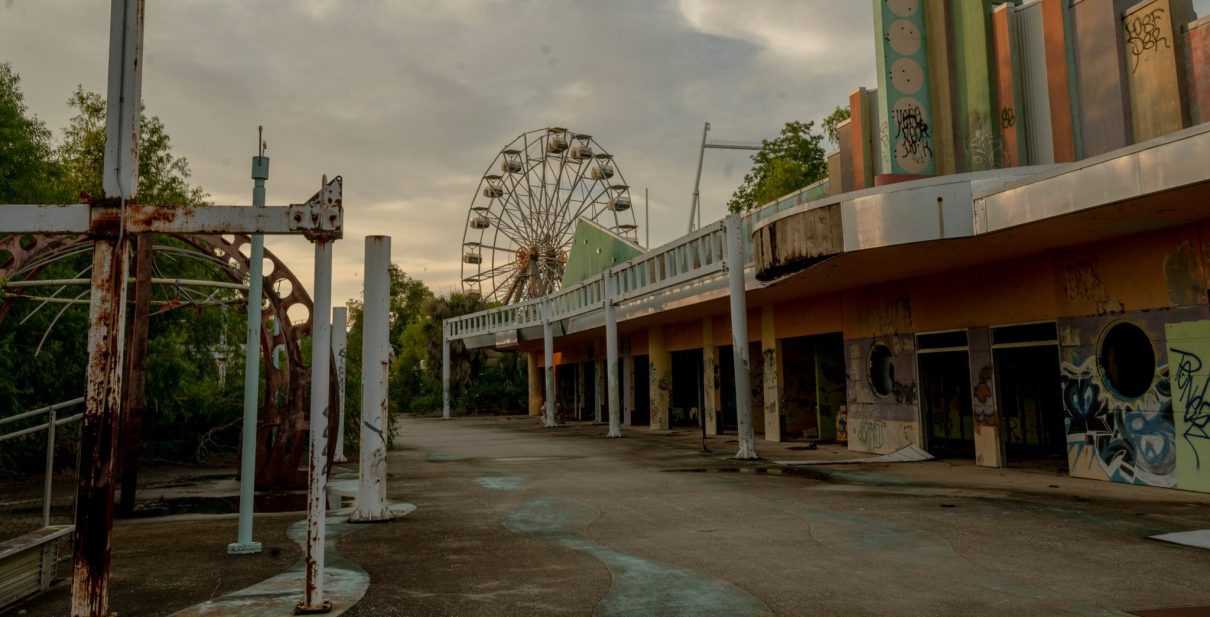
[340,415,1210,616]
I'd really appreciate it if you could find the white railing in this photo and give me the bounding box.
[447,216,737,340]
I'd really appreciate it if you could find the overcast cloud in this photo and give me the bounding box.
[2,0,879,306]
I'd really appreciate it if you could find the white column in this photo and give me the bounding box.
[300,236,334,612]
[229,147,268,555]
[606,274,622,437]
[351,235,393,523]
[543,299,557,427]
[726,215,758,460]
[332,306,348,463]
[442,322,451,420]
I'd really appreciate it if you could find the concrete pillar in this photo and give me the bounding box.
[1071,0,1136,157]
[623,350,635,426]
[648,326,671,430]
[606,278,622,437]
[702,318,721,436]
[543,300,557,427]
[968,327,1005,469]
[594,358,604,423]
[527,351,543,416]
[760,305,784,443]
[351,235,392,523]
[726,214,758,460]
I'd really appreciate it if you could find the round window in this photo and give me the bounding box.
[868,342,894,397]
[1098,321,1155,400]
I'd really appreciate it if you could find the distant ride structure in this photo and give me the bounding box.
[461,127,640,304]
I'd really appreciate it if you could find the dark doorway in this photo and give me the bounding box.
[632,355,650,426]
[995,345,1065,461]
[670,349,704,427]
[718,346,736,432]
[781,334,846,441]
[556,364,576,417]
[582,361,597,420]
[918,350,974,457]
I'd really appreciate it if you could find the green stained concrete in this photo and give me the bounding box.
[562,218,644,287]
[474,475,526,491]
[503,497,770,617]
[951,0,998,171]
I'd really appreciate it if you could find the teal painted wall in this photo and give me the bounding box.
[562,218,645,286]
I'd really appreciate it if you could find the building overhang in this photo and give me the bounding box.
[753,123,1210,288]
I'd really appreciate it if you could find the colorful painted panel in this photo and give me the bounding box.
[1041,0,1079,162]
[1060,314,1177,488]
[1071,0,1134,157]
[874,0,936,176]
[1164,321,1210,492]
[951,0,997,171]
[992,4,1024,168]
[1124,0,1193,142]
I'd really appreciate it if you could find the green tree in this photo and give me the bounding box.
[822,105,851,149]
[0,62,69,204]
[57,87,208,205]
[727,120,828,213]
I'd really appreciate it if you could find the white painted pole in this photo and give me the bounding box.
[229,139,268,556]
[300,236,334,612]
[726,215,758,460]
[442,322,451,420]
[332,306,348,464]
[543,299,557,427]
[351,235,393,523]
[605,273,622,438]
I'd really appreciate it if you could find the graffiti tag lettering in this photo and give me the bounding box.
[1125,8,1170,73]
[893,104,932,166]
[1171,348,1210,468]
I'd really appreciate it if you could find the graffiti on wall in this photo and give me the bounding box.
[1062,357,1176,487]
[1165,321,1210,492]
[848,417,915,454]
[1125,7,1170,73]
[972,366,997,427]
[966,110,999,170]
[893,102,933,170]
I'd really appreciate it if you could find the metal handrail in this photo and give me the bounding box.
[1,397,85,527]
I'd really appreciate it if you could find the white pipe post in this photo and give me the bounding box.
[229,131,268,556]
[351,235,392,523]
[543,298,557,427]
[442,321,451,420]
[332,306,348,464]
[726,215,758,460]
[299,236,334,613]
[605,273,622,438]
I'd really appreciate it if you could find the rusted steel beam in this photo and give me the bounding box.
[0,203,342,238]
[70,237,130,617]
[118,234,153,517]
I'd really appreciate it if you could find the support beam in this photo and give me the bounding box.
[351,236,392,524]
[229,142,269,556]
[761,305,783,443]
[527,351,542,416]
[649,326,670,430]
[332,306,348,464]
[605,277,622,437]
[442,322,451,420]
[299,235,335,613]
[118,234,152,518]
[543,300,557,427]
[702,318,720,437]
[71,2,139,614]
[725,215,758,460]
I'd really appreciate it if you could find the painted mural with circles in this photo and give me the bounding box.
[874,0,935,176]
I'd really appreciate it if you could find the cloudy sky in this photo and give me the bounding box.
[4,1,880,306]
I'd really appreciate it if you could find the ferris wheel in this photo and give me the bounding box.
[461,127,640,304]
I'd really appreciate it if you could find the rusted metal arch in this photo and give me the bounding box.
[0,232,338,490]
